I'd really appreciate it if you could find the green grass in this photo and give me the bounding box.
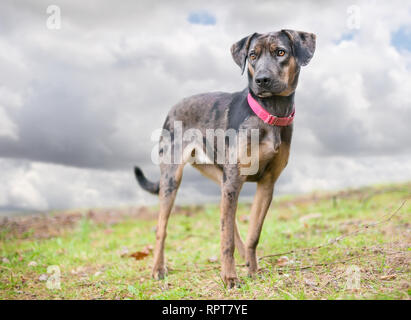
[1,182,410,300]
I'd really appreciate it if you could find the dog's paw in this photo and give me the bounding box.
[152,266,167,280]
[221,272,239,289]
[246,261,259,278]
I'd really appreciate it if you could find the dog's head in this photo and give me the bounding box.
[231,30,316,97]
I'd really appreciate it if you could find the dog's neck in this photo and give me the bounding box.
[249,91,295,118]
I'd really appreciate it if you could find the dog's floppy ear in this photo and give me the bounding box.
[281,30,316,66]
[231,32,259,74]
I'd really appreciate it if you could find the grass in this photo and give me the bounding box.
[0,182,410,300]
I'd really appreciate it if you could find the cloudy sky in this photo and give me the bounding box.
[1,0,411,214]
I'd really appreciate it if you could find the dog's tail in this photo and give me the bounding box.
[134,166,160,195]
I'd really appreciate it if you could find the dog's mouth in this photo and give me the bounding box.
[256,91,273,98]
[254,83,288,98]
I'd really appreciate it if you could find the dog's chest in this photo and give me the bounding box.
[238,117,286,179]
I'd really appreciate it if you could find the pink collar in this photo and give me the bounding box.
[247,93,295,126]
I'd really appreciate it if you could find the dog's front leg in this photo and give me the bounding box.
[245,174,274,277]
[220,165,244,288]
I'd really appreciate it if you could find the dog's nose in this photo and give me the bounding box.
[255,76,272,87]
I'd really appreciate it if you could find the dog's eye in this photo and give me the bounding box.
[249,52,257,61]
[277,49,286,57]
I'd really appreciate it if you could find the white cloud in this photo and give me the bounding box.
[280,154,411,194]
[0,86,23,140]
[0,107,18,139]
[0,158,157,212]
[0,0,410,213]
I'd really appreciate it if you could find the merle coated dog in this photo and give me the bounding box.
[134,29,316,288]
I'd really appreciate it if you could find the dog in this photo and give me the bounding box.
[134,29,316,288]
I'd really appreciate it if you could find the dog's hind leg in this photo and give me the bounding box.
[152,163,184,280]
